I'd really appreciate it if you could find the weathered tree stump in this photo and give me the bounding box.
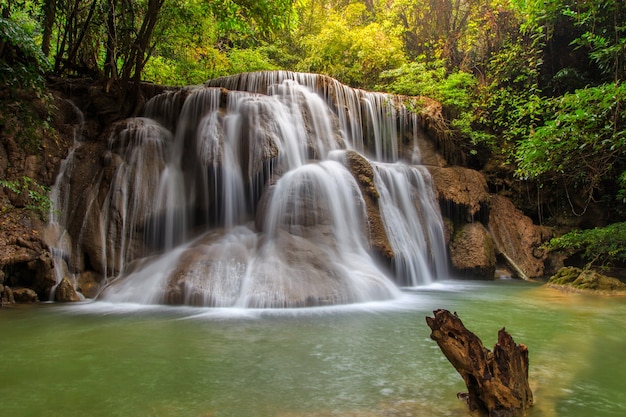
[425,309,533,417]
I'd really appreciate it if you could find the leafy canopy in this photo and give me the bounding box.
[515,82,626,203]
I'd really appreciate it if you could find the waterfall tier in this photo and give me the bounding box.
[49,71,448,307]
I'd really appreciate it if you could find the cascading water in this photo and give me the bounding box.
[373,163,448,286]
[49,71,448,307]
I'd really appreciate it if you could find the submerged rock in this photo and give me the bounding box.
[547,267,626,294]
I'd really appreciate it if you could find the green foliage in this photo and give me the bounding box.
[144,1,224,85]
[474,36,545,154]
[0,176,52,220]
[0,16,50,93]
[226,48,278,74]
[563,0,626,82]
[378,58,492,151]
[515,82,626,201]
[547,222,626,267]
[379,59,475,109]
[209,0,297,45]
[297,3,406,88]
[143,0,293,85]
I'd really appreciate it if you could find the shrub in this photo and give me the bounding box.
[547,222,626,268]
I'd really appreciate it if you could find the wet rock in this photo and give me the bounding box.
[344,150,394,262]
[27,252,57,299]
[57,129,159,274]
[12,287,39,303]
[449,222,496,278]
[76,271,103,298]
[54,277,82,302]
[0,210,57,299]
[488,195,549,280]
[428,166,490,222]
[156,227,396,308]
[1,285,14,304]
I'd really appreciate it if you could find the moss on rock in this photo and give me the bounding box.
[547,266,626,294]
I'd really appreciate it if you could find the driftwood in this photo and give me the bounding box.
[425,309,533,417]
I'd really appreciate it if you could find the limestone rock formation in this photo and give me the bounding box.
[156,228,393,308]
[12,287,39,303]
[488,195,549,280]
[426,309,533,417]
[344,150,394,262]
[449,222,496,278]
[428,166,490,222]
[1,284,15,304]
[0,210,56,300]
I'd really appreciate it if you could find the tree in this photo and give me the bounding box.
[296,2,406,88]
[385,0,520,72]
[0,2,49,92]
[32,0,297,112]
[515,82,626,212]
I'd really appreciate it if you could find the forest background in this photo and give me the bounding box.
[1,0,625,271]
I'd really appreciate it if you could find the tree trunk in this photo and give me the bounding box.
[119,0,164,115]
[41,0,56,57]
[425,309,533,417]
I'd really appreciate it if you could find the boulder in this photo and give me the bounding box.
[449,222,496,278]
[12,287,39,303]
[488,195,549,280]
[155,226,397,308]
[54,277,82,302]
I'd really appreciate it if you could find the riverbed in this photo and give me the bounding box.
[1,280,624,417]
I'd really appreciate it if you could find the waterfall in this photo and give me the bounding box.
[373,163,448,286]
[49,71,448,307]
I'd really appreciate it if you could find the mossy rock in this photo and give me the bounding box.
[548,266,626,292]
[548,266,583,285]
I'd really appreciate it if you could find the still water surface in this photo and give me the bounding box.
[1,280,624,417]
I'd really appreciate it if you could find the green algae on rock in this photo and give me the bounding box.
[547,266,626,294]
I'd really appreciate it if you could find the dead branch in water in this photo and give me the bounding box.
[425,309,533,417]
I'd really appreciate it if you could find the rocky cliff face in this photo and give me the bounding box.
[428,167,549,280]
[1,79,166,303]
[1,87,75,302]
